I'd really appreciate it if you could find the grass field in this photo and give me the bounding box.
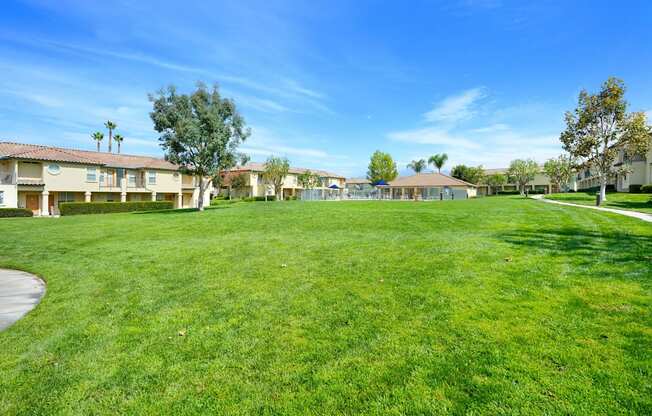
[546,191,652,214]
[1,197,651,415]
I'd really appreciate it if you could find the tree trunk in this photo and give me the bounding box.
[96,142,100,152]
[118,143,121,154]
[108,131,112,153]
[599,178,607,203]
[197,177,205,211]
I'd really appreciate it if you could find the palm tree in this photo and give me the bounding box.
[113,134,124,153]
[407,159,427,174]
[104,120,117,152]
[91,131,104,152]
[428,153,448,173]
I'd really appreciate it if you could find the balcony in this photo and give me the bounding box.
[0,173,14,185]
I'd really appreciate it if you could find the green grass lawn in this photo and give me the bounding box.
[546,191,652,214]
[1,197,651,415]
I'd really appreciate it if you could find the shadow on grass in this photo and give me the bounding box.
[498,226,652,268]
[607,200,652,211]
[133,208,200,215]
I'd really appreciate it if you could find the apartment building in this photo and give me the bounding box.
[220,162,345,199]
[0,142,212,215]
[572,144,652,192]
[477,168,556,195]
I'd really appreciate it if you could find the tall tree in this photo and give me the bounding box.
[91,131,104,152]
[367,150,398,185]
[543,155,573,193]
[262,156,290,201]
[297,170,320,189]
[485,173,507,195]
[104,121,117,153]
[428,153,448,173]
[113,134,124,154]
[560,77,651,203]
[229,173,248,199]
[451,164,484,185]
[507,159,539,195]
[149,82,250,211]
[407,159,427,174]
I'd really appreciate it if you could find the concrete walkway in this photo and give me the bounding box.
[0,269,46,331]
[531,194,652,223]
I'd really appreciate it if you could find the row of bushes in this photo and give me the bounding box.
[211,195,280,205]
[630,184,652,193]
[59,201,174,216]
[0,208,33,218]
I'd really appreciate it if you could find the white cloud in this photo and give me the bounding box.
[0,87,65,108]
[387,127,480,149]
[424,87,486,123]
[470,123,510,133]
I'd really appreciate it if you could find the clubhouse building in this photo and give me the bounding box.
[0,141,212,215]
[345,173,477,200]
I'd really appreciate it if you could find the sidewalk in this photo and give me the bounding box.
[0,269,45,331]
[531,194,652,223]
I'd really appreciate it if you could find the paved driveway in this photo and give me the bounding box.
[0,269,46,331]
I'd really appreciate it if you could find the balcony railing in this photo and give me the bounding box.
[0,173,14,185]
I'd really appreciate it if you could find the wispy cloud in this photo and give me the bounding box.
[388,127,480,149]
[0,87,65,108]
[424,87,486,123]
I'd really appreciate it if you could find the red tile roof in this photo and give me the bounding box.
[0,141,178,170]
[228,162,344,179]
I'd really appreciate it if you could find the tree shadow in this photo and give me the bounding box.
[607,200,652,212]
[497,226,652,271]
[133,208,201,215]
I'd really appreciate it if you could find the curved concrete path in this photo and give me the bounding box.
[532,195,652,223]
[0,269,45,331]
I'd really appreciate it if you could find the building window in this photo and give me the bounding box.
[58,192,75,203]
[86,167,97,182]
[47,164,61,175]
[0,190,4,205]
[148,171,157,185]
[128,172,136,185]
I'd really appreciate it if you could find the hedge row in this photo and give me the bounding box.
[0,208,33,218]
[60,201,174,216]
[639,184,652,193]
[495,190,520,195]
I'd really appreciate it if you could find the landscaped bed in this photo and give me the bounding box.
[0,197,650,414]
[545,191,652,214]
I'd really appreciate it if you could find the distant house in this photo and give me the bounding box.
[0,141,211,215]
[344,178,375,199]
[477,167,556,195]
[220,163,345,200]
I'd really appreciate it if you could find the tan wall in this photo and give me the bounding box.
[17,161,42,179]
[147,170,181,193]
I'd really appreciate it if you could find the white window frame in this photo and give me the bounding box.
[47,163,61,175]
[148,171,157,185]
[86,167,97,182]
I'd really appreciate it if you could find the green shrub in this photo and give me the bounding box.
[579,184,617,193]
[0,208,33,218]
[253,196,276,201]
[629,184,642,193]
[496,190,520,195]
[60,201,174,216]
[640,184,652,193]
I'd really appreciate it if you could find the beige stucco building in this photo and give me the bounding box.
[0,142,212,215]
[477,168,557,195]
[572,144,652,192]
[220,162,345,200]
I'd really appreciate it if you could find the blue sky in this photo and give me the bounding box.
[1,0,651,176]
